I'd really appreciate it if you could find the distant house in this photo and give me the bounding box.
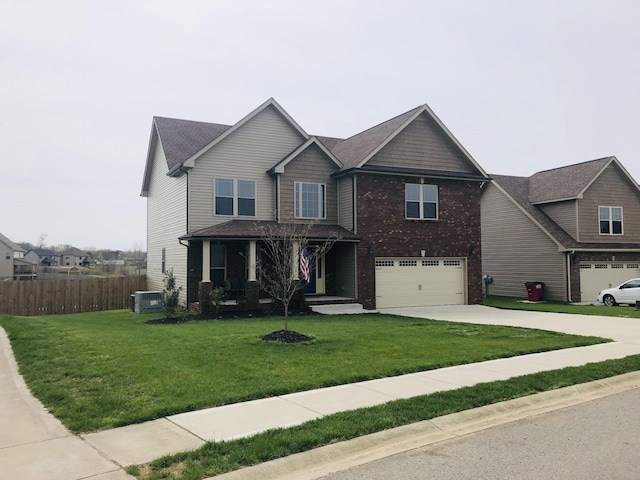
[25,248,60,266]
[481,157,640,302]
[0,232,36,280]
[59,247,91,267]
[141,98,489,309]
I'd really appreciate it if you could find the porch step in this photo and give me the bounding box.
[311,303,372,315]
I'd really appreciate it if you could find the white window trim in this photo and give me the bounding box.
[214,178,257,217]
[598,205,623,235]
[405,183,439,220]
[294,182,326,219]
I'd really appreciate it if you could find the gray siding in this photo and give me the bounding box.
[481,183,567,301]
[188,105,306,231]
[366,114,475,173]
[334,242,357,298]
[0,240,12,279]
[337,176,354,231]
[539,200,578,239]
[146,139,188,303]
[279,144,338,223]
[576,164,640,243]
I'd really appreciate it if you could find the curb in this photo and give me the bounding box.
[209,371,640,480]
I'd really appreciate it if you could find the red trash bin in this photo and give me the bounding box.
[524,282,544,302]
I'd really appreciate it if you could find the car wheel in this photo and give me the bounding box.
[603,294,617,307]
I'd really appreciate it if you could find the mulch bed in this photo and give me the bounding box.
[145,308,317,325]
[260,330,314,343]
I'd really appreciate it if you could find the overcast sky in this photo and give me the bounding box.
[1,0,639,251]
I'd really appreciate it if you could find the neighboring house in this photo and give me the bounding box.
[0,232,36,280]
[481,157,640,303]
[59,247,91,267]
[25,248,60,266]
[141,98,489,309]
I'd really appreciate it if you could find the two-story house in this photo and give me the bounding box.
[24,248,60,266]
[141,98,489,310]
[481,157,640,303]
[0,232,36,280]
[59,247,90,267]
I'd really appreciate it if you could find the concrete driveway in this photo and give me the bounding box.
[378,304,640,344]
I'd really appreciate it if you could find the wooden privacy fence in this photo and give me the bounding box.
[0,276,147,316]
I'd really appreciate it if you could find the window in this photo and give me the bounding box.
[599,206,623,235]
[295,182,326,219]
[161,248,166,274]
[215,179,256,217]
[406,184,438,219]
[5,252,10,260]
[210,244,226,286]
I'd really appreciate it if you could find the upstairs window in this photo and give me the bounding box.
[599,206,623,235]
[295,182,326,219]
[215,179,256,217]
[406,184,438,220]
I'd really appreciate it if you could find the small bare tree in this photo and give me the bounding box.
[258,222,339,331]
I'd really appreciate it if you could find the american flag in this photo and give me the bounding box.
[300,249,310,282]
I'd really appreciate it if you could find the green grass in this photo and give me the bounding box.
[0,310,607,433]
[484,296,640,318]
[130,355,640,480]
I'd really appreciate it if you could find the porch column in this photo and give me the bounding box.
[292,241,300,281]
[202,240,210,282]
[248,240,257,282]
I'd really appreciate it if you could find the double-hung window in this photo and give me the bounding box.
[295,182,326,219]
[599,206,623,235]
[405,184,438,220]
[215,179,256,217]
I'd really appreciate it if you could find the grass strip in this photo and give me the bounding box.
[483,296,640,318]
[129,354,640,480]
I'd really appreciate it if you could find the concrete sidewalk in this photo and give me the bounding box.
[2,305,640,479]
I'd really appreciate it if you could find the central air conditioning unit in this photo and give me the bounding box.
[132,291,164,314]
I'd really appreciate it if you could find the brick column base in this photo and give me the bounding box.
[198,281,212,314]
[245,281,260,310]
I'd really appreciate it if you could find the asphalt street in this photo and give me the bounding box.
[320,387,640,480]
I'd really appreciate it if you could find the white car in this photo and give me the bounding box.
[597,278,640,306]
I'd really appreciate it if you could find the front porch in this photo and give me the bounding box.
[182,221,359,311]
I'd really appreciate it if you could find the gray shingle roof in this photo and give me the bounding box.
[182,220,359,241]
[154,117,232,171]
[0,232,22,252]
[528,157,613,204]
[330,106,422,170]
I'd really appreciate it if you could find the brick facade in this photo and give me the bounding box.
[355,173,483,309]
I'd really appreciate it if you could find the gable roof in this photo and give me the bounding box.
[492,168,640,252]
[141,98,310,196]
[0,232,22,252]
[26,248,58,257]
[269,137,343,175]
[528,156,618,204]
[154,117,232,172]
[181,98,309,170]
[330,106,422,170]
[330,104,489,178]
[60,247,88,256]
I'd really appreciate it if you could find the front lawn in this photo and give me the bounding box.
[0,310,608,433]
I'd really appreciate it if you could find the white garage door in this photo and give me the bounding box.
[580,262,640,303]
[375,257,466,308]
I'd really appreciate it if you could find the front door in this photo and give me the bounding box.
[302,248,325,294]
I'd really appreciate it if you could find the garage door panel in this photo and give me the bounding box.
[580,262,640,302]
[375,258,465,308]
